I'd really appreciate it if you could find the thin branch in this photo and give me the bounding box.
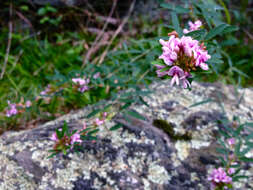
[82,0,118,67]
[1,3,13,79]
[98,0,136,66]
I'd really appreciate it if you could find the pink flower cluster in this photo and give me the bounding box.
[40,84,51,96]
[208,167,233,189]
[227,138,236,146]
[5,100,32,117]
[72,77,90,93]
[51,129,82,145]
[95,112,107,126]
[183,20,202,34]
[157,21,210,88]
[6,101,18,117]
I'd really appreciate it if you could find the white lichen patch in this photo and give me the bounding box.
[191,139,211,149]
[143,178,151,190]
[128,156,146,173]
[175,141,190,161]
[0,154,37,190]
[171,152,181,167]
[147,161,170,184]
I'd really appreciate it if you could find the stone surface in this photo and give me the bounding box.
[0,81,252,190]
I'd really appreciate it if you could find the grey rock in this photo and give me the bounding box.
[0,81,252,190]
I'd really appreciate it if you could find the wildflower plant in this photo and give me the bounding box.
[48,112,110,158]
[208,116,253,189]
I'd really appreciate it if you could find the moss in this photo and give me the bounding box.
[152,119,192,141]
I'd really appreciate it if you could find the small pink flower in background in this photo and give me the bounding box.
[72,77,90,93]
[228,168,235,175]
[70,133,82,144]
[103,112,107,118]
[40,84,51,96]
[6,101,18,117]
[95,118,104,126]
[50,128,62,141]
[25,100,32,108]
[208,167,232,188]
[51,132,58,141]
[83,122,87,129]
[93,72,100,79]
[183,20,202,34]
[227,138,236,146]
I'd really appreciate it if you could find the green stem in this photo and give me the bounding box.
[217,0,231,24]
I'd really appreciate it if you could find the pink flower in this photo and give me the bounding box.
[155,64,167,77]
[208,167,232,188]
[50,128,62,141]
[25,100,32,108]
[70,133,82,144]
[180,72,192,89]
[50,132,58,141]
[83,122,87,129]
[227,138,236,146]
[103,112,107,118]
[157,29,211,89]
[159,36,180,66]
[183,20,202,34]
[228,168,235,175]
[95,118,104,126]
[40,85,51,96]
[93,72,100,79]
[72,77,90,93]
[168,66,184,86]
[6,101,18,117]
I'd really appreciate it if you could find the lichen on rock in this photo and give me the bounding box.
[0,80,252,190]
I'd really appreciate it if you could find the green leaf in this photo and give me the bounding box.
[87,109,101,118]
[245,122,253,128]
[20,5,29,11]
[160,3,189,14]
[126,110,146,121]
[231,67,249,78]
[159,67,170,73]
[120,102,132,110]
[233,175,248,182]
[62,122,68,134]
[221,25,239,34]
[87,129,99,136]
[205,24,227,40]
[235,125,244,135]
[139,96,149,107]
[189,98,213,108]
[216,148,228,155]
[38,8,46,15]
[235,139,242,156]
[185,29,206,38]
[47,152,58,159]
[239,157,253,162]
[56,128,63,139]
[151,60,166,67]
[109,124,123,131]
[171,12,183,37]
[47,6,57,13]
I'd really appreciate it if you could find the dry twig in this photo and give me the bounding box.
[1,3,13,79]
[82,0,118,67]
[98,0,136,66]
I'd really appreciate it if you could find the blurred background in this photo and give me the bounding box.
[0,0,252,132]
